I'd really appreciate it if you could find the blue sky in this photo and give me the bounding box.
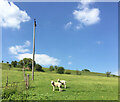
[1,1,118,74]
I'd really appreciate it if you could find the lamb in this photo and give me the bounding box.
[51,80,62,91]
[57,79,66,88]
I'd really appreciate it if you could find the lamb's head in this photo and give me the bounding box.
[51,80,54,85]
[57,79,60,82]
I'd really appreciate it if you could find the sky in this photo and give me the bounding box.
[1,1,118,74]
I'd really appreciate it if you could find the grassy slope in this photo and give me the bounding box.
[2,63,115,77]
[1,63,118,100]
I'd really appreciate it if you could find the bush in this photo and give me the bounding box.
[106,72,111,77]
[56,67,64,74]
[2,82,28,100]
[54,66,58,70]
[11,61,18,67]
[49,66,54,71]
[113,75,117,77]
[35,64,44,72]
[16,64,21,68]
[76,70,81,75]
[65,70,71,74]
[8,64,11,68]
[82,69,90,72]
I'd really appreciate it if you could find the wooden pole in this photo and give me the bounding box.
[27,74,29,89]
[6,73,8,86]
[23,67,26,81]
[32,19,36,80]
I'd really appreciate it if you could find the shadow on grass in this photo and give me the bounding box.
[66,86,70,89]
[55,89,66,91]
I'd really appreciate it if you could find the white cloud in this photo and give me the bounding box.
[24,40,31,47]
[16,53,60,66]
[64,21,72,29]
[73,0,100,30]
[68,61,72,65]
[96,41,102,45]
[0,0,30,29]
[77,0,95,9]
[9,40,30,54]
[9,41,60,66]
[75,24,83,30]
[68,56,72,58]
[112,69,120,76]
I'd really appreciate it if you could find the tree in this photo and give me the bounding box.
[2,60,3,63]
[35,64,43,72]
[8,64,11,70]
[76,70,81,75]
[56,67,64,74]
[54,66,58,70]
[18,60,24,68]
[8,64,11,68]
[49,66,54,71]
[6,62,9,64]
[11,61,17,67]
[18,58,35,69]
[82,69,90,72]
[106,72,111,77]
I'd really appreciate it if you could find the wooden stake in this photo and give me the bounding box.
[6,73,8,86]
[27,74,29,89]
[23,67,26,81]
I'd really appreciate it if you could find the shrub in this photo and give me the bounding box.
[76,70,81,75]
[106,72,111,77]
[49,66,54,71]
[16,64,21,68]
[54,66,58,70]
[8,64,11,70]
[8,64,11,68]
[2,82,28,100]
[65,70,71,74]
[113,75,117,77]
[35,64,44,72]
[82,69,90,72]
[56,67,64,74]
[11,61,18,67]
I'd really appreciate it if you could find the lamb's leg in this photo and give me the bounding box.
[59,87,61,92]
[53,86,55,91]
[65,84,66,88]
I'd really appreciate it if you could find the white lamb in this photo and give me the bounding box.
[51,80,62,92]
[57,79,66,88]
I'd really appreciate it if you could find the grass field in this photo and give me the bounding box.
[1,63,118,100]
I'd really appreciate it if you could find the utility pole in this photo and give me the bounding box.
[32,19,36,80]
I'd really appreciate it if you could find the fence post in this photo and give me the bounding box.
[27,74,29,89]
[6,74,8,86]
[23,67,26,81]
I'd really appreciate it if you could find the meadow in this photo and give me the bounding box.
[1,63,118,100]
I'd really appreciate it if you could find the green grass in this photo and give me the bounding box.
[1,63,118,100]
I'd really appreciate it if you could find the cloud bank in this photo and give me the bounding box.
[0,0,30,29]
[9,41,30,54]
[16,53,60,66]
[68,61,72,65]
[9,41,60,66]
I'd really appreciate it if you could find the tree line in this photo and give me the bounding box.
[2,58,43,72]
[2,59,115,77]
